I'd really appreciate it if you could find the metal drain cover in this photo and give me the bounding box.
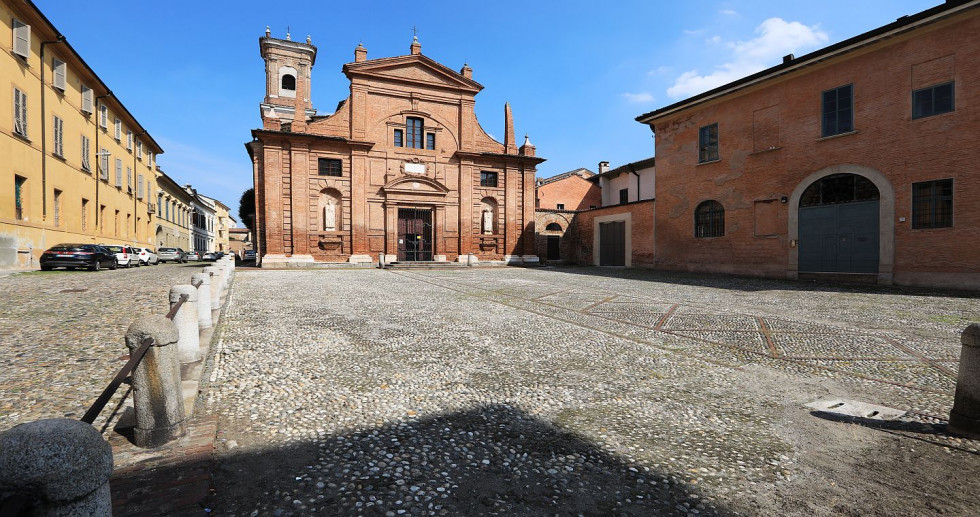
[806,399,906,420]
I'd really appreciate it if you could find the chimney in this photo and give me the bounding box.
[504,102,515,154]
[460,63,472,79]
[354,42,367,62]
[410,35,421,55]
[783,54,794,64]
[598,161,609,174]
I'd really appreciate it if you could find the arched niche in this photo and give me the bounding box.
[480,197,498,235]
[318,188,342,231]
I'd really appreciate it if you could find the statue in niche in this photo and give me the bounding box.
[482,208,493,235]
[323,202,336,231]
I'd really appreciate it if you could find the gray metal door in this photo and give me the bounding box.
[599,221,625,266]
[799,201,879,273]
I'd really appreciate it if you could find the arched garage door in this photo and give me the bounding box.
[798,174,879,274]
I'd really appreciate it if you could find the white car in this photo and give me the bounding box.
[136,247,159,265]
[99,244,137,268]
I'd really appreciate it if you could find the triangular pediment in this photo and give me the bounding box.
[344,55,483,93]
[382,175,450,196]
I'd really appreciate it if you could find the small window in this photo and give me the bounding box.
[480,171,498,187]
[546,223,562,231]
[822,84,853,137]
[425,133,435,150]
[12,19,30,59]
[81,86,93,113]
[556,204,565,210]
[81,135,91,171]
[13,88,27,138]
[619,188,628,205]
[52,59,67,90]
[81,198,88,231]
[913,82,954,119]
[699,123,719,163]
[912,179,953,229]
[406,117,423,149]
[14,176,26,220]
[393,129,403,147]
[52,115,63,157]
[53,189,61,227]
[281,74,296,91]
[318,158,342,176]
[695,200,725,237]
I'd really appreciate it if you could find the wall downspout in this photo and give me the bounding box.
[627,163,640,202]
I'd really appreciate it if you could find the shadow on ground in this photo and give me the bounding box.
[113,404,734,516]
[544,265,980,298]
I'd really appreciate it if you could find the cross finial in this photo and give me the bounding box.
[286,26,291,40]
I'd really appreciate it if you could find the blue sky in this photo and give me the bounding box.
[34,0,937,222]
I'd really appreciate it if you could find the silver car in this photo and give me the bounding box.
[158,247,186,263]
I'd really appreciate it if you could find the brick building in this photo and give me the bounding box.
[591,157,655,207]
[637,0,980,289]
[535,168,600,211]
[246,32,544,266]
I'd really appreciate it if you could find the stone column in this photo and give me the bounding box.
[192,272,212,329]
[949,324,980,438]
[0,419,113,515]
[204,266,220,310]
[125,315,187,447]
[169,285,201,363]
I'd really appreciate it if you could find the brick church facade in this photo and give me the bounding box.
[246,32,544,266]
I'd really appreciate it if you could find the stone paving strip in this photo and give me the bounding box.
[205,268,980,516]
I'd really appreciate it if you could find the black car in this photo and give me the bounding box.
[40,244,117,271]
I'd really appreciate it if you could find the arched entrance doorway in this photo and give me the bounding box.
[798,173,880,273]
[545,222,562,260]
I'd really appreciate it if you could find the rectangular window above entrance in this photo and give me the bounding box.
[822,84,853,137]
[480,171,498,187]
[318,158,342,176]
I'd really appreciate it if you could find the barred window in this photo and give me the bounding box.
[695,200,725,237]
[822,84,853,137]
[913,82,954,119]
[480,171,498,187]
[698,123,719,163]
[318,158,342,176]
[912,179,953,229]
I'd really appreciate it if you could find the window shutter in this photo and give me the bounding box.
[114,119,121,140]
[138,175,144,199]
[100,105,107,128]
[116,159,123,187]
[127,131,132,150]
[13,20,30,59]
[13,89,24,135]
[81,135,90,170]
[53,59,66,90]
[81,86,93,113]
[127,167,132,191]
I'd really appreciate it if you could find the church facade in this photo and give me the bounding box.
[246,32,544,266]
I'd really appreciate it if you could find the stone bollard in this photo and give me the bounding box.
[192,272,212,329]
[125,315,187,448]
[949,324,980,438]
[169,285,201,363]
[204,266,220,310]
[0,418,113,515]
[216,262,229,293]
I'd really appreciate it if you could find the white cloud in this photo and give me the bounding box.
[667,18,828,99]
[647,65,674,77]
[683,28,705,35]
[706,35,722,45]
[622,92,655,103]
[721,9,737,15]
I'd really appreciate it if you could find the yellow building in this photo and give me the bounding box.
[1,0,164,268]
[153,168,193,250]
[200,195,234,253]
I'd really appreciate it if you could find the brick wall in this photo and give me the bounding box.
[536,175,601,211]
[573,201,655,267]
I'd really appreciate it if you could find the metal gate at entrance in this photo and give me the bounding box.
[598,221,626,266]
[397,208,433,261]
[798,173,880,274]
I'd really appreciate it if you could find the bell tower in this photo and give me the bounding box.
[259,27,317,132]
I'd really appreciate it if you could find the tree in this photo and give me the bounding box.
[238,188,255,235]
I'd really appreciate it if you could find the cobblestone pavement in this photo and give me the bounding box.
[205,267,980,516]
[0,262,211,435]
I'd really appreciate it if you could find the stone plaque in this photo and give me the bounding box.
[405,163,425,174]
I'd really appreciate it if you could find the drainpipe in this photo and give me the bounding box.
[94,92,112,231]
[40,35,66,220]
[134,131,147,244]
[627,162,640,201]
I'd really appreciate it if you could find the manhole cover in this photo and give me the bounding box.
[60,288,89,293]
[806,399,906,420]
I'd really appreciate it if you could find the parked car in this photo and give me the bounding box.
[158,247,186,263]
[202,252,216,261]
[40,244,117,271]
[136,247,159,266]
[100,244,138,268]
[242,250,256,263]
[185,251,201,262]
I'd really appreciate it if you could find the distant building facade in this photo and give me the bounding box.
[592,157,655,207]
[154,169,193,250]
[246,33,544,266]
[535,168,600,211]
[185,186,216,253]
[1,0,163,268]
[637,0,980,289]
[229,227,251,257]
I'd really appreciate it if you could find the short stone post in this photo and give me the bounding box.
[192,272,212,329]
[170,285,201,363]
[216,262,230,292]
[204,266,220,310]
[949,324,980,438]
[0,418,113,515]
[379,253,386,268]
[125,315,187,447]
